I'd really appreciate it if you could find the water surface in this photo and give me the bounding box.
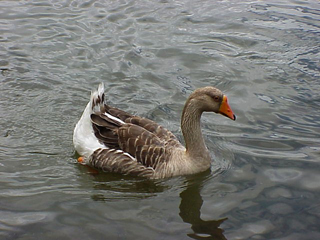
[0,0,320,239]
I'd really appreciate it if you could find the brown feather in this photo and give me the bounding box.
[125,116,180,146]
[90,98,179,172]
[105,105,133,122]
[91,114,120,148]
[89,148,154,178]
[115,124,168,169]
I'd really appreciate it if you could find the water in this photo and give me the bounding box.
[0,0,319,239]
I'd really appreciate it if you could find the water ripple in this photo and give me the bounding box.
[0,0,320,239]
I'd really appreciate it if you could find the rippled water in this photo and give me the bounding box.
[1,0,319,239]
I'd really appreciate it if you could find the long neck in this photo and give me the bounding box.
[181,99,210,161]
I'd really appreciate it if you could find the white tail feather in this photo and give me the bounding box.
[73,83,108,160]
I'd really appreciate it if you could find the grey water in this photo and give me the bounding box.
[0,0,319,239]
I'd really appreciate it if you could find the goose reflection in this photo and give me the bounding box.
[81,165,227,239]
[179,171,227,240]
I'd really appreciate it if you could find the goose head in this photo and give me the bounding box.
[186,87,236,120]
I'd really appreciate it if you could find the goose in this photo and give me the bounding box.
[73,83,236,179]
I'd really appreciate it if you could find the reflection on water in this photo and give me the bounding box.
[90,174,170,201]
[179,173,227,240]
[85,168,228,239]
[0,0,320,239]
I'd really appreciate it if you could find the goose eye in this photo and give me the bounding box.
[213,96,220,102]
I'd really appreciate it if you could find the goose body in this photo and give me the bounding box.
[73,83,236,179]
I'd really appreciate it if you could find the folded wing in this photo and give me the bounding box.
[90,103,182,172]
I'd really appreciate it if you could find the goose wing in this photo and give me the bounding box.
[91,109,181,171]
[89,148,155,178]
[124,116,182,148]
[117,123,168,170]
[93,103,182,147]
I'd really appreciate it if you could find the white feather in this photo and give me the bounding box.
[73,84,107,161]
[104,112,125,125]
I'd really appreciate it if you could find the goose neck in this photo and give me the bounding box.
[181,100,209,160]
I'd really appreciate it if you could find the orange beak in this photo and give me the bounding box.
[219,95,236,120]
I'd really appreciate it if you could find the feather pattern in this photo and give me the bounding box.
[73,83,236,179]
[89,148,155,178]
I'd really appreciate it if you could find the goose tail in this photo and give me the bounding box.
[90,82,105,112]
[73,83,107,160]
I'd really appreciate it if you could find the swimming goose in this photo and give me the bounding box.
[73,83,236,179]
